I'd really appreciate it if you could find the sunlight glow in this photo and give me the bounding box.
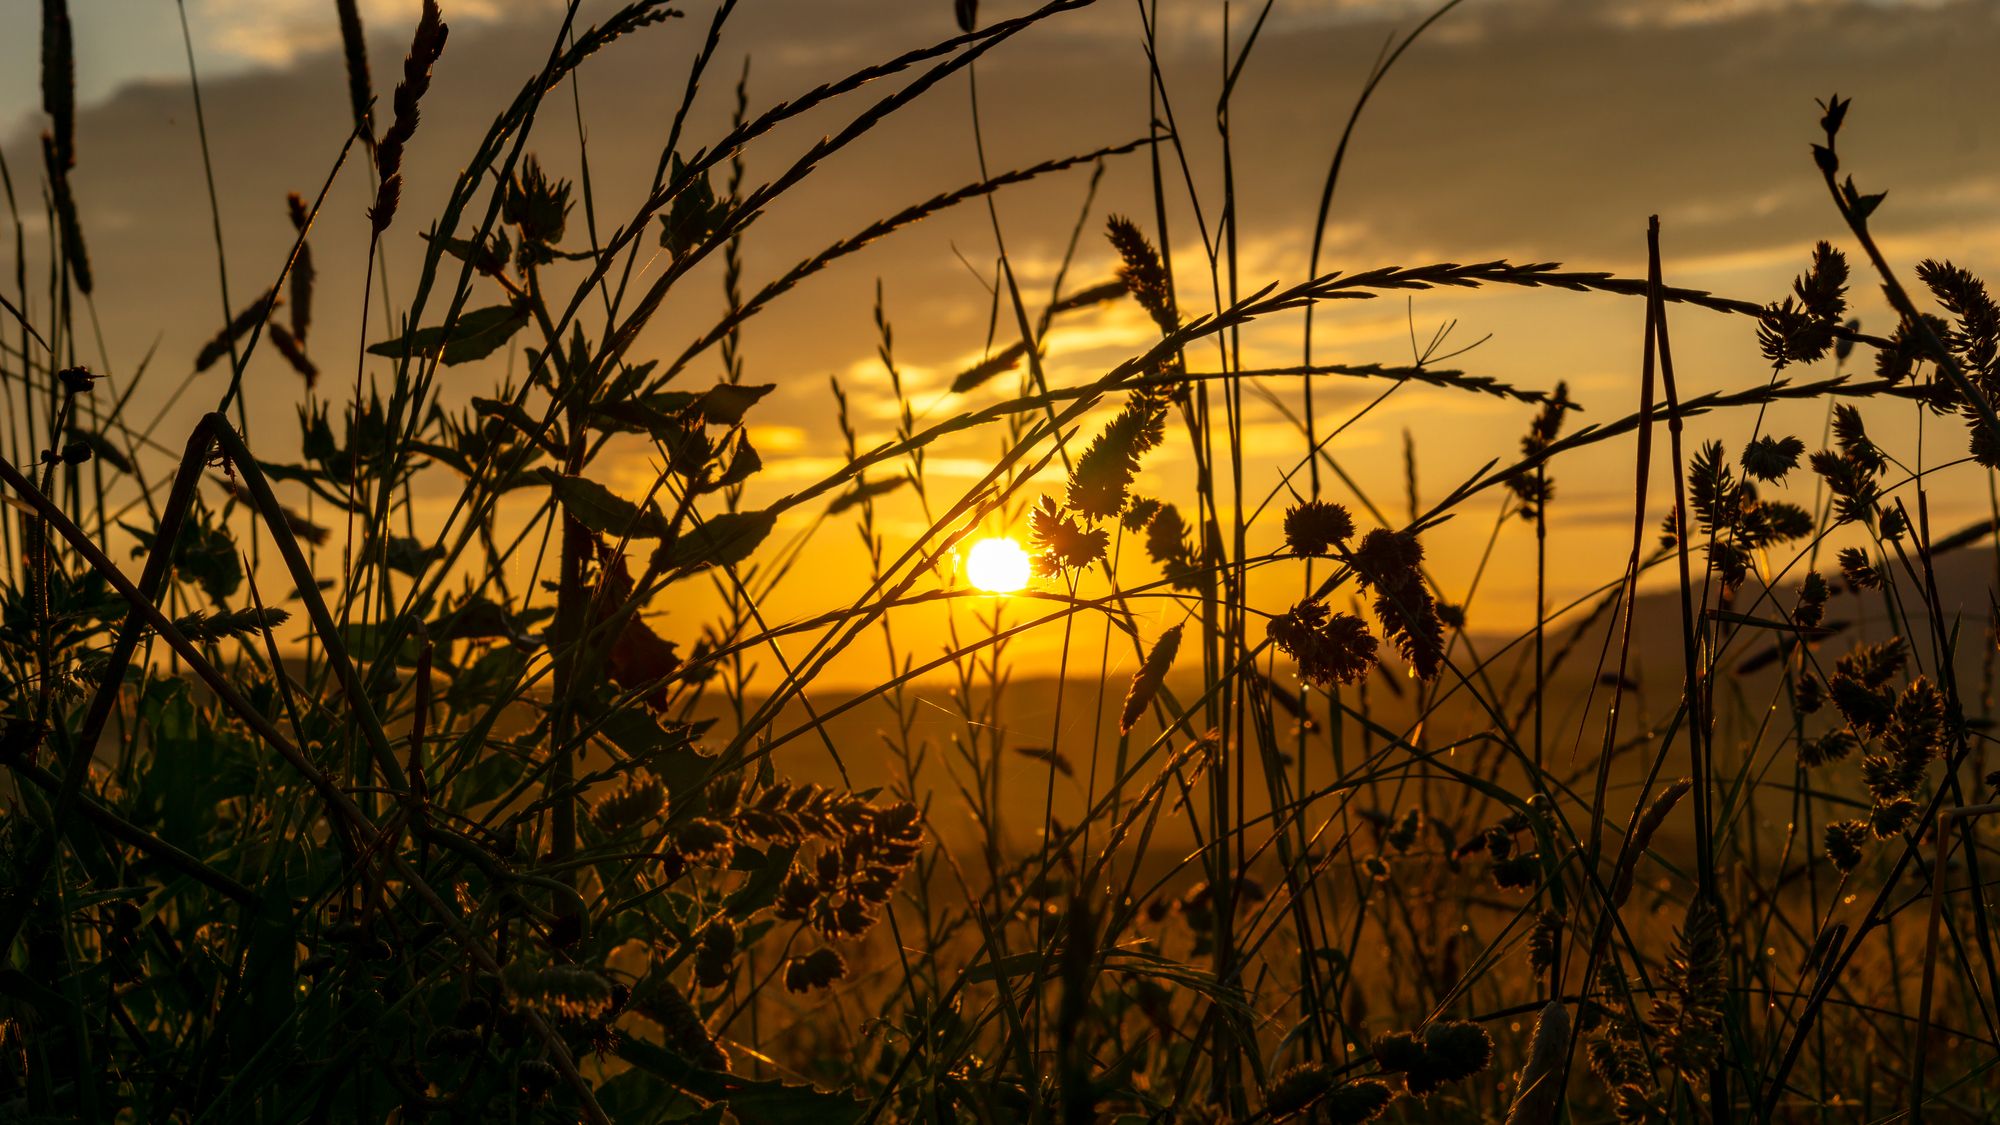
[966,537,1031,593]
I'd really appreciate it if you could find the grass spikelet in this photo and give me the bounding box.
[1757,241,1848,369]
[1503,1002,1569,1125]
[41,133,90,294]
[369,0,448,234]
[1374,1021,1494,1096]
[1067,401,1165,520]
[1611,777,1692,908]
[1527,909,1562,974]
[285,192,314,342]
[1825,819,1869,872]
[1263,1062,1337,1119]
[503,963,613,1021]
[693,920,736,988]
[632,976,728,1071]
[171,607,289,644]
[334,0,373,145]
[550,2,682,84]
[1106,214,1176,337]
[1319,1081,1394,1124]
[267,323,318,386]
[1794,570,1830,628]
[1742,434,1806,483]
[1507,382,1571,519]
[775,862,819,920]
[1141,502,1201,590]
[41,0,74,171]
[590,775,665,837]
[1413,1020,1495,1095]
[1869,795,1918,838]
[1649,898,1726,1082]
[1267,600,1376,687]
[1283,499,1355,556]
[1838,545,1881,590]
[1029,495,1108,574]
[1798,728,1856,768]
[194,288,279,373]
[1119,623,1182,734]
[949,339,1029,394]
[783,947,846,993]
[1350,528,1445,681]
[674,818,734,862]
[1827,637,1905,735]
[1015,745,1075,776]
[1916,258,1999,378]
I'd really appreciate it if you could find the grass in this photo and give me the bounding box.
[3,1,2000,1122]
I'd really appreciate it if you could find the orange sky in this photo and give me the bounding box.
[5,0,2000,687]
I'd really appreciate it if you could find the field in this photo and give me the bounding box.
[4,1,2000,1122]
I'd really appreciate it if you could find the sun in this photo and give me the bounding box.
[965,536,1031,593]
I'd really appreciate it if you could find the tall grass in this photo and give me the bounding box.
[2,2,1998,1123]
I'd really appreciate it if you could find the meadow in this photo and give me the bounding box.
[3,1,2000,1122]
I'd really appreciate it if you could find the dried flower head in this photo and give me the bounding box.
[1283,499,1356,556]
[783,947,847,993]
[1267,600,1377,687]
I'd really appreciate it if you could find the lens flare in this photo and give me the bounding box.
[965,536,1030,593]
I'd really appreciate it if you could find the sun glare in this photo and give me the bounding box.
[965,536,1031,593]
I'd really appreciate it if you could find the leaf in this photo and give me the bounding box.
[595,709,722,811]
[656,509,775,572]
[605,603,680,710]
[723,843,799,919]
[368,302,530,366]
[1120,623,1182,734]
[704,438,761,493]
[659,154,721,258]
[698,382,774,425]
[542,471,670,539]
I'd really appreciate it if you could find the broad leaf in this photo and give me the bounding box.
[542,472,670,539]
[656,509,775,572]
[368,302,530,366]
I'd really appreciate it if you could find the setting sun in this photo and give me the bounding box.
[965,536,1031,593]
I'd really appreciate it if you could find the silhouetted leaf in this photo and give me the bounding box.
[657,509,775,572]
[543,472,670,539]
[368,302,530,365]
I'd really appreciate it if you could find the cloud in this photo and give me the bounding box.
[193,0,512,67]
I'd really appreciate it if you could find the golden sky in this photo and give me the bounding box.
[4,0,1999,686]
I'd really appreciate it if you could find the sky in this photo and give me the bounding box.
[3,0,1998,688]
